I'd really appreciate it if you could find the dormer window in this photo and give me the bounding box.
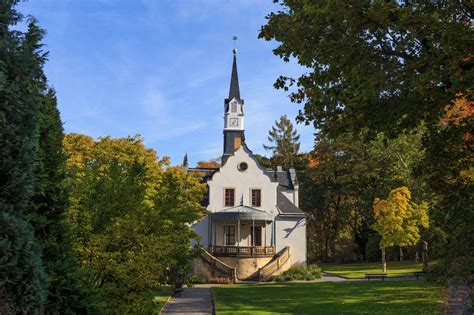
[231,102,237,113]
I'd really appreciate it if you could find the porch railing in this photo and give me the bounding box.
[209,245,275,257]
[199,248,236,281]
[258,246,291,281]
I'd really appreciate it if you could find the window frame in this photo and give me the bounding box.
[231,102,237,113]
[250,188,262,207]
[223,225,236,246]
[250,226,262,247]
[224,188,235,207]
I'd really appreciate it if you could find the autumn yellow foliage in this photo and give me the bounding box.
[373,187,429,249]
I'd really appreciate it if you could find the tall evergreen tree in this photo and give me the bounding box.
[0,2,48,312]
[27,89,93,313]
[263,115,301,169]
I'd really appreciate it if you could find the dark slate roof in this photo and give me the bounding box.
[276,188,305,215]
[222,130,245,164]
[265,170,294,190]
[211,205,273,221]
[187,168,219,182]
[228,52,241,102]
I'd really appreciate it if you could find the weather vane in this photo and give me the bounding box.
[233,35,238,54]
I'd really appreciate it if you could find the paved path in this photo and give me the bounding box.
[161,288,214,315]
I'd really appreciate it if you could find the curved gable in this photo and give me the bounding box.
[207,145,278,213]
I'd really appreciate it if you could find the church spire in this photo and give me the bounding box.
[228,48,241,101]
[222,46,245,164]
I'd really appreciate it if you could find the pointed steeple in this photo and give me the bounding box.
[222,48,245,164]
[228,48,241,101]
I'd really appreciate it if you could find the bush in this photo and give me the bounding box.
[271,264,321,282]
[187,275,207,285]
[208,277,232,284]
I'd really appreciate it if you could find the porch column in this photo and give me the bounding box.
[272,219,275,247]
[209,217,212,248]
[252,219,255,247]
[237,218,240,253]
[264,221,267,247]
[214,221,217,246]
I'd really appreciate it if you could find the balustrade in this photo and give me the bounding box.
[209,245,275,257]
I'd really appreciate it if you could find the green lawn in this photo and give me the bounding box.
[320,261,424,279]
[213,281,445,314]
[152,287,172,313]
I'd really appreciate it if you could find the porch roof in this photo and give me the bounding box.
[211,206,274,221]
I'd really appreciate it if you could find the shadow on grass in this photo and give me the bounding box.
[320,261,435,279]
[213,281,444,314]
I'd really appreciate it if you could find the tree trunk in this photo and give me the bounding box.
[399,247,404,261]
[422,241,429,271]
[381,247,387,273]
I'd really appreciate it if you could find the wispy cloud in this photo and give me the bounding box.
[20,0,315,166]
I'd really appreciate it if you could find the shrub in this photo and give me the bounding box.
[208,277,232,284]
[271,264,321,282]
[187,275,207,285]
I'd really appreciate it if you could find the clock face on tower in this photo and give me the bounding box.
[230,118,239,127]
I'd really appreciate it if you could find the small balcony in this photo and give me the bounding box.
[209,245,275,257]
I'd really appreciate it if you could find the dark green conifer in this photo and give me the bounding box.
[0,2,48,312]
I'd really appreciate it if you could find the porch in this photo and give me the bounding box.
[208,206,275,258]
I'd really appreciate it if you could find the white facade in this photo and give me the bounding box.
[207,147,278,213]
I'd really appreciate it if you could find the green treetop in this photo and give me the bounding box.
[260,0,472,280]
[264,115,301,169]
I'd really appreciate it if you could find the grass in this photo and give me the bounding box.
[213,281,445,314]
[152,286,172,313]
[320,260,425,279]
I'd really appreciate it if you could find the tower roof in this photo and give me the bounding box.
[228,49,241,101]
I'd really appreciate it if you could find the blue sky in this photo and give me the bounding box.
[18,0,314,166]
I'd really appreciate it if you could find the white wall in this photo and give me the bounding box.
[207,146,279,214]
[275,216,307,265]
[192,216,209,247]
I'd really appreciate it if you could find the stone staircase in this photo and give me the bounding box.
[247,246,291,281]
[196,248,237,282]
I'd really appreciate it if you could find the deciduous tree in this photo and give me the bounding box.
[63,134,206,313]
[373,187,429,272]
[260,0,472,280]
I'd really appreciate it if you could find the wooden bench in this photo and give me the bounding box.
[365,273,387,281]
[413,271,427,280]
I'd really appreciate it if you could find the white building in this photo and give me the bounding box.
[188,50,306,281]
